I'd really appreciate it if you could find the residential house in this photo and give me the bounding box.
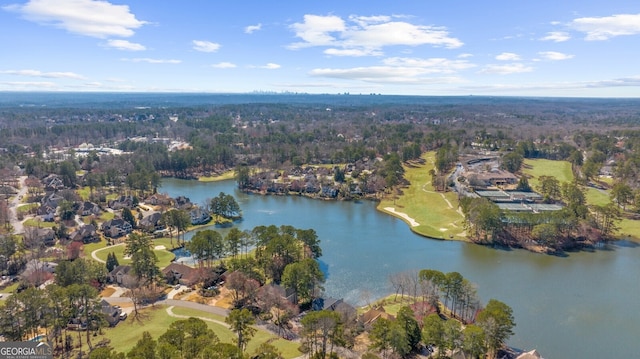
[36,204,56,222]
[320,186,339,198]
[43,174,65,191]
[24,227,56,246]
[101,299,122,326]
[79,201,101,216]
[36,192,65,221]
[146,194,172,206]
[174,196,193,210]
[101,218,133,238]
[189,207,211,225]
[312,297,344,311]
[162,263,201,286]
[69,224,98,243]
[360,307,396,330]
[311,296,357,324]
[139,212,163,232]
[108,195,134,210]
[108,265,135,287]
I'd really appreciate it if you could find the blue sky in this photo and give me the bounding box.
[1,0,639,96]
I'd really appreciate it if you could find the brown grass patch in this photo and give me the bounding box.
[101,287,116,297]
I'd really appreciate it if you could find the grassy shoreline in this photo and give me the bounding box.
[377,152,467,241]
[376,154,640,243]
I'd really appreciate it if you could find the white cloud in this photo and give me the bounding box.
[480,63,533,75]
[324,48,382,57]
[262,63,281,69]
[461,76,640,93]
[211,62,236,69]
[0,69,85,79]
[458,53,473,58]
[308,56,474,84]
[540,31,571,42]
[585,76,640,88]
[82,81,103,87]
[4,0,147,38]
[538,51,574,61]
[245,23,262,34]
[192,40,220,53]
[289,14,345,48]
[495,52,520,61]
[570,13,640,40]
[105,39,145,51]
[1,81,57,88]
[382,57,476,73]
[122,58,181,64]
[288,14,462,55]
[310,66,462,84]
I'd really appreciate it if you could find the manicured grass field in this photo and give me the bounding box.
[522,158,574,188]
[99,306,179,353]
[198,170,236,182]
[584,187,612,207]
[378,152,466,240]
[82,238,107,258]
[93,241,175,268]
[616,219,640,241]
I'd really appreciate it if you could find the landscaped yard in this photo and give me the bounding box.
[23,218,56,228]
[378,152,466,240]
[17,203,38,214]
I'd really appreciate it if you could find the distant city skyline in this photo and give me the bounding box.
[1,0,639,97]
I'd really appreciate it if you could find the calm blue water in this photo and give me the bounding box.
[160,178,640,359]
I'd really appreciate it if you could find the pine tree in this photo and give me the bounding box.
[106,252,119,272]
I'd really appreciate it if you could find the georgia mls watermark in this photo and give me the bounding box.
[0,342,52,359]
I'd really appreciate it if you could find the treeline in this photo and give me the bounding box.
[364,268,515,359]
[460,179,621,251]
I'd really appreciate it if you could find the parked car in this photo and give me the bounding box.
[119,312,127,320]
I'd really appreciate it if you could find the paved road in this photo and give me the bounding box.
[8,176,28,234]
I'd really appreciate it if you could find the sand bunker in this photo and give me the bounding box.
[384,207,420,227]
[154,245,166,250]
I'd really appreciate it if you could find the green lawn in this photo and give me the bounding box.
[100,305,302,358]
[23,218,56,228]
[93,241,175,268]
[1,281,20,294]
[522,158,574,188]
[378,152,466,240]
[77,186,91,201]
[99,306,177,353]
[616,218,640,241]
[198,170,236,182]
[584,187,612,207]
[17,203,38,214]
[82,238,107,258]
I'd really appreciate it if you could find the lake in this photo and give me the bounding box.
[160,178,640,359]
